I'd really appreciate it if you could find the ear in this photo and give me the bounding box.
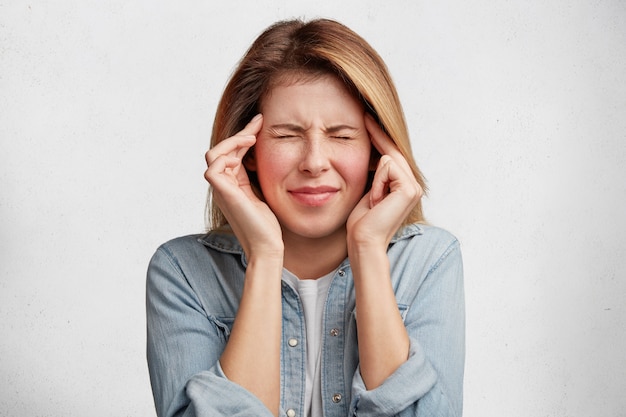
[243,147,257,171]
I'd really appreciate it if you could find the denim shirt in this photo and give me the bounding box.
[146,224,465,417]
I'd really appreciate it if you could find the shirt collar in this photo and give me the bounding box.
[198,223,424,258]
[390,222,424,242]
[198,225,243,254]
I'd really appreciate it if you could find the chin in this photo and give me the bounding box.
[281,220,346,241]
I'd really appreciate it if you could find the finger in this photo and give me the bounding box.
[364,114,413,177]
[205,114,264,165]
[238,113,264,136]
[204,155,244,183]
[364,114,401,158]
[205,155,258,205]
[206,134,255,166]
[369,155,393,207]
[369,155,423,208]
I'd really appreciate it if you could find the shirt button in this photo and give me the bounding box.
[338,269,345,277]
[288,338,298,347]
[332,393,342,403]
[330,328,340,337]
[286,409,296,417]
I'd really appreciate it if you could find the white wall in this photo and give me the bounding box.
[1,1,625,415]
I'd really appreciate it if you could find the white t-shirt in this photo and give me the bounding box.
[282,268,334,417]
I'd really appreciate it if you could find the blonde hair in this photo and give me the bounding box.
[207,18,427,230]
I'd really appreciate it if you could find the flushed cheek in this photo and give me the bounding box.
[336,148,372,186]
[254,144,298,189]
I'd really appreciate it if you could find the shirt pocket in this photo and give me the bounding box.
[397,303,409,321]
[208,315,235,343]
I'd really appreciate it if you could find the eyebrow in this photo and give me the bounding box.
[269,123,358,133]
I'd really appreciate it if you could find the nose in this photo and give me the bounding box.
[298,137,331,176]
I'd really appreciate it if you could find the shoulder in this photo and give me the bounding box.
[389,224,464,301]
[147,229,247,298]
[149,228,245,272]
[392,223,460,253]
[388,223,462,276]
[155,227,244,258]
[147,234,207,281]
[155,234,206,256]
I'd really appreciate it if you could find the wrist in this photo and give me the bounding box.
[347,242,389,274]
[347,235,387,258]
[247,250,283,265]
[246,240,284,261]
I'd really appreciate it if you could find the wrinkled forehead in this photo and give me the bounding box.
[260,70,359,110]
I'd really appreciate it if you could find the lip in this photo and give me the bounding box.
[288,186,339,207]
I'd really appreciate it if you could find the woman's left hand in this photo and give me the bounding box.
[347,114,423,250]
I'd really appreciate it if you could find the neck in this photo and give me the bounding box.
[282,228,348,280]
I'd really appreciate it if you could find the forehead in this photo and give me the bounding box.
[260,73,363,115]
[262,70,359,103]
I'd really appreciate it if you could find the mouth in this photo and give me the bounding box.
[288,186,339,207]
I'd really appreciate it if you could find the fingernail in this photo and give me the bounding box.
[251,113,262,122]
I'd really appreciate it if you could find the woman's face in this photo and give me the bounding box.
[252,74,372,241]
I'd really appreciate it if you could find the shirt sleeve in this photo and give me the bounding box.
[146,244,274,417]
[349,239,465,416]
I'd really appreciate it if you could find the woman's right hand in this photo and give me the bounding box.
[204,114,284,259]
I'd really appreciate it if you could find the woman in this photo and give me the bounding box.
[147,18,465,417]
